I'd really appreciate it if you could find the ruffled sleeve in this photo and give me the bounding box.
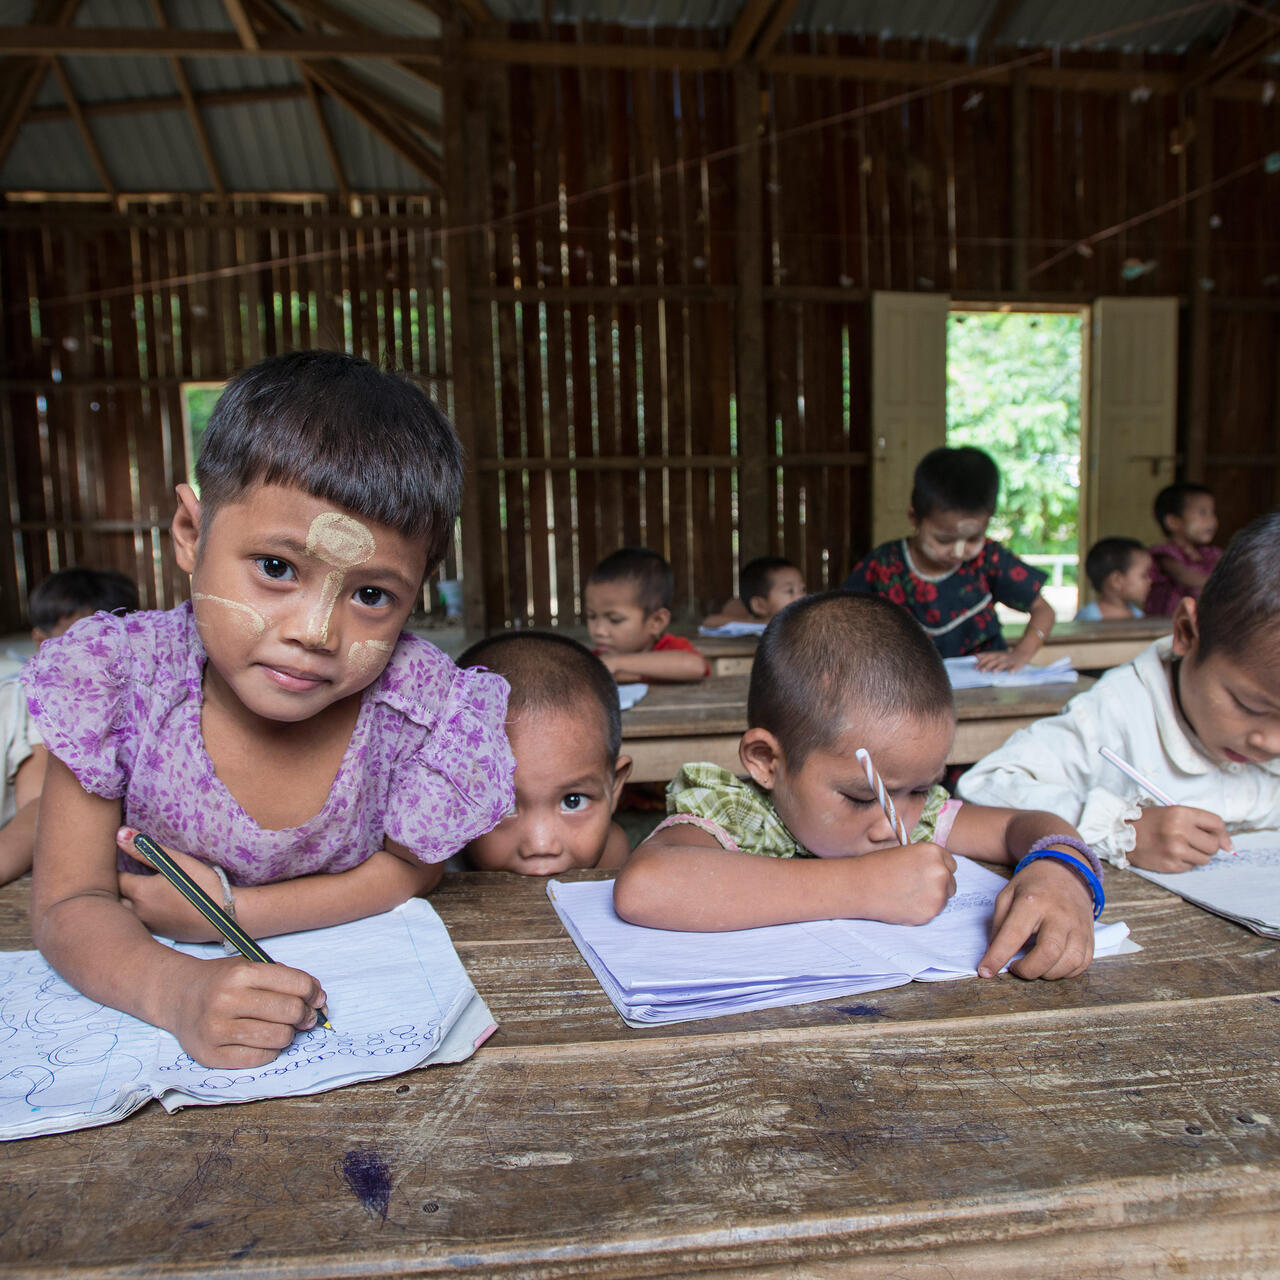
[382,660,516,863]
[22,612,138,799]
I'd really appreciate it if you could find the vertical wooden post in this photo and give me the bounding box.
[442,22,493,638]
[1185,86,1213,482]
[733,62,770,566]
[1010,68,1029,294]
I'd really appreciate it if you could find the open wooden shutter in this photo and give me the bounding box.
[870,291,950,547]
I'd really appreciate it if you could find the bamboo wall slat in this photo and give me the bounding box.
[2,31,1279,633]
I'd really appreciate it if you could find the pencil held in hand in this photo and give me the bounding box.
[855,748,911,845]
[127,831,334,1030]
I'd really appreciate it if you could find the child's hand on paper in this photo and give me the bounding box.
[117,832,225,942]
[972,647,1028,673]
[857,842,957,925]
[1129,805,1233,872]
[978,857,1094,980]
[171,956,327,1069]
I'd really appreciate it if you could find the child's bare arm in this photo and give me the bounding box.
[0,744,45,884]
[613,823,956,930]
[595,821,632,870]
[599,648,707,683]
[119,834,442,941]
[974,595,1056,672]
[947,803,1095,979]
[33,757,324,1068]
[1155,553,1212,591]
[701,598,752,627]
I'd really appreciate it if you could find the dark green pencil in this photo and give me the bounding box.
[131,832,333,1031]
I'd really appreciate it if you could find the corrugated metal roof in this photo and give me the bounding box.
[0,0,1267,197]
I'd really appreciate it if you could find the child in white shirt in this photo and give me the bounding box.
[959,511,1280,871]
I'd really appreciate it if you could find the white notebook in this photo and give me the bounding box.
[945,655,1079,689]
[698,621,767,637]
[548,857,1134,1027]
[1132,830,1280,938]
[0,899,494,1141]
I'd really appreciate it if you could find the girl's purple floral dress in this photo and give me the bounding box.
[23,604,515,885]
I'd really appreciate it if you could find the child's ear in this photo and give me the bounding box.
[739,728,782,790]
[906,504,919,529]
[1170,597,1199,658]
[609,755,633,810]
[645,606,671,637]
[746,594,769,619]
[171,483,203,575]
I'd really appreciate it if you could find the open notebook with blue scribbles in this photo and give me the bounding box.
[0,899,494,1141]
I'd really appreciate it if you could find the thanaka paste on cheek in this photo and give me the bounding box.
[347,638,394,680]
[303,511,376,646]
[191,593,268,638]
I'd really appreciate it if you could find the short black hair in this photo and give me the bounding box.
[28,567,140,632]
[1084,537,1147,593]
[739,557,797,616]
[911,446,1000,519]
[195,349,463,569]
[1195,511,1280,665]
[749,590,955,769]
[456,631,622,763]
[586,548,673,615]
[1154,482,1214,536]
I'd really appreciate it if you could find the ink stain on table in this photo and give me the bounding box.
[338,1149,393,1222]
[835,1004,887,1019]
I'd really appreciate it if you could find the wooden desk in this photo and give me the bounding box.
[3,871,1278,1277]
[620,674,1092,780]
[694,617,1172,678]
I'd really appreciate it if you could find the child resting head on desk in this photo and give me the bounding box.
[959,510,1280,874]
[457,632,633,875]
[701,555,806,629]
[585,547,709,684]
[24,350,516,1068]
[613,590,1102,980]
[841,445,1055,673]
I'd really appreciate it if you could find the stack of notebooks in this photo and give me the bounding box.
[0,899,493,1140]
[548,857,1134,1027]
[1132,831,1280,938]
[944,655,1078,690]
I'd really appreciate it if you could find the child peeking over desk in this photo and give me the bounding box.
[701,556,806,629]
[457,631,632,875]
[25,351,515,1069]
[614,591,1102,980]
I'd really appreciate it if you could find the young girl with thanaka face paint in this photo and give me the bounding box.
[25,351,515,1069]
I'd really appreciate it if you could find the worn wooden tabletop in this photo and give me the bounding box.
[2,867,1278,1278]
[619,675,1094,779]
[695,617,1172,677]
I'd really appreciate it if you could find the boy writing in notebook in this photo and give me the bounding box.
[614,591,1101,980]
[585,548,708,683]
[457,632,632,874]
[959,511,1280,872]
[842,445,1055,672]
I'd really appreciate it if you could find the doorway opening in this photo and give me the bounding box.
[946,305,1087,618]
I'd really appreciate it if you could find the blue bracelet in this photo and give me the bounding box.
[1014,849,1106,920]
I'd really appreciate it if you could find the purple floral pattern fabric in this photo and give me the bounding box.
[23,604,515,885]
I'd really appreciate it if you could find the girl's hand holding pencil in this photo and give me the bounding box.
[1128,805,1234,873]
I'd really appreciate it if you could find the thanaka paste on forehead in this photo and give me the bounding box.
[303,511,377,647]
[191,593,267,638]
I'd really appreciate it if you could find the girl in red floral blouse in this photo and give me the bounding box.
[842,446,1055,671]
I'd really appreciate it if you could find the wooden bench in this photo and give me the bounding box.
[694,616,1171,677]
[619,673,1092,780]
[4,869,1278,1276]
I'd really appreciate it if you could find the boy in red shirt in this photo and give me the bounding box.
[585,548,708,683]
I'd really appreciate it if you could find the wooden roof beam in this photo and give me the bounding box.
[305,59,439,145]
[0,25,442,62]
[150,0,227,198]
[222,0,260,49]
[723,0,777,66]
[50,58,117,201]
[270,0,439,88]
[975,0,1022,62]
[27,83,309,122]
[0,0,82,171]
[1182,6,1280,91]
[302,79,350,208]
[751,0,800,60]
